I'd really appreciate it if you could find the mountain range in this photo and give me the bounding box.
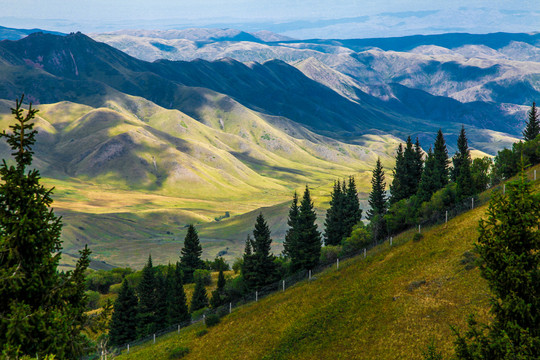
[0,29,536,267]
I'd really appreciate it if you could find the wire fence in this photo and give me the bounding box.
[93,167,538,358]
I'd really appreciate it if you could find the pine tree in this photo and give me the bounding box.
[153,271,168,328]
[367,158,387,220]
[523,101,539,142]
[293,186,322,271]
[433,129,450,189]
[454,167,540,359]
[390,143,406,204]
[137,255,157,338]
[417,147,438,203]
[180,224,204,284]
[324,180,346,246]
[250,213,278,289]
[403,136,419,197]
[343,176,362,239]
[190,276,208,313]
[109,279,138,347]
[210,269,226,308]
[452,126,474,199]
[0,97,92,358]
[283,191,300,255]
[167,263,190,325]
[241,234,257,289]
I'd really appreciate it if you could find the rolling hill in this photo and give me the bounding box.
[115,167,540,359]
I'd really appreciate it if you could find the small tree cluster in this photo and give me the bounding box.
[324,177,362,246]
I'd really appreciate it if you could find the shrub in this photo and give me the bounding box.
[413,233,424,242]
[196,329,208,337]
[169,346,190,359]
[232,257,243,274]
[341,223,371,255]
[320,245,341,264]
[193,269,212,286]
[85,290,100,310]
[205,314,220,327]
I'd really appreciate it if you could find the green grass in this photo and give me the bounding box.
[115,168,540,359]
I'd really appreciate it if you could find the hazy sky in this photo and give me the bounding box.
[1,0,539,38]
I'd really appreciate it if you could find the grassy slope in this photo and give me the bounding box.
[116,172,540,359]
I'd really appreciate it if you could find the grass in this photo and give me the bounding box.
[116,169,540,359]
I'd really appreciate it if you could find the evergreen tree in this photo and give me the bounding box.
[452,126,474,199]
[403,136,420,197]
[523,101,539,142]
[324,180,346,246]
[390,143,406,204]
[250,213,278,289]
[454,168,540,359]
[292,186,322,271]
[283,191,300,255]
[153,271,168,328]
[414,137,424,188]
[109,279,138,347]
[417,147,438,203]
[167,263,190,325]
[210,269,226,308]
[343,176,362,239]
[190,276,208,313]
[367,158,387,220]
[0,97,92,358]
[137,255,157,338]
[433,129,450,189]
[241,234,257,289]
[180,224,204,283]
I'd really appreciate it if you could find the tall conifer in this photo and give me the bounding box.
[283,191,300,256]
[180,225,204,284]
[390,143,406,204]
[417,147,438,203]
[244,214,277,290]
[523,102,539,142]
[137,255,157,337]
[433,129,449,189]
[452,126,474,199]
[167,263,189,325]
[367,158,387,220]
[344,176,362,239]
[190,276,208,313]
[324,180,346,246]
[293,186,321,271]
[109,279,138,347]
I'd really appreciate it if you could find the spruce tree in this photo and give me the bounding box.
[153,271,168,328]
[417,147,438,203]
[250,213,278,289]
[454,168,540,359]
[137,255,157,338]
[433,129,449,189]
[523,101,539,142]
[190,276,209,313]
[452,126,474,199]
[390,143,406,204]
[210,269,226,308]
[180,224,204,283]
[167,263,190,325]
[344,176,362,239]
[324,180,346,246]
[367,158,387,220]
[414,137,424,188]
[403,136,419,197]
[283,191,300,255]
[293,186,322,271]
[109,279,138,347]
[0,97,91,358]
[241,234,257,289]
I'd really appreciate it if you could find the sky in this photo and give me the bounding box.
[1,0,539,38]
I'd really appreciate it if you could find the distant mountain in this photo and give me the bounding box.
[0,25,64,40]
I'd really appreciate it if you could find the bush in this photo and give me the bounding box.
[320,245,341,264]
[108,282,122,294]
[169,346,190,359]
[232,257,243,274]
[85,290,100,310]
[196,329,208,337]
[191,308,207,321]
[207,257,230,271]
[205,314,220,327]
[341,223,371,256]
[413,233,424,242]
[273,257,289,278]
[193,269,212,286]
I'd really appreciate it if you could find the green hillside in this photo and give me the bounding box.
[115,170,539,359]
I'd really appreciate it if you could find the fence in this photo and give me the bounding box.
[94,167,538,358]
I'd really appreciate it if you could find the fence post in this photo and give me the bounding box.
[337,258,339,269]
[363,248,366,258]
[504,184,506,194]
[178,324,180,333]
[309,270,312,280]
[418,224,421,233]
[471,197,474,209]
[445,210,448,224]
[256,291,258,302]
[229,302,232,314]
[535,169,537,180]
[127,344,129,353]
[390,237,393,246]
[282,280,285,291]
[153,333,156,344]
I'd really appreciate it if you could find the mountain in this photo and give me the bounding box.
[0,25,64,41]
[0,31,525,267]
